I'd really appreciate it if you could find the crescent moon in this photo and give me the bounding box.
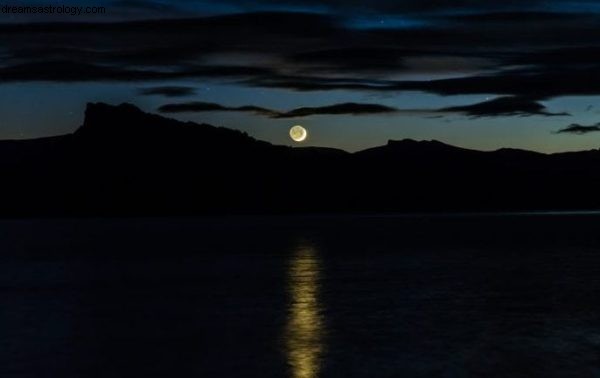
[290,125,308,142]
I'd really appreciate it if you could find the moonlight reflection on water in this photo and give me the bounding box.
[285,243,325,378]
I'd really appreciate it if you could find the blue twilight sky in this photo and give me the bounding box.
[2,0,600,151]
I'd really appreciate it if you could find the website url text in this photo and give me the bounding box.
[1,5,106,16]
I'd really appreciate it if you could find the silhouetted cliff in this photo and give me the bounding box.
[2,102,600,216]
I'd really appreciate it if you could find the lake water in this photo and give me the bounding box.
[2,214,600,377]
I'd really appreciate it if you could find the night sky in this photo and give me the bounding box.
[3,0,600,152]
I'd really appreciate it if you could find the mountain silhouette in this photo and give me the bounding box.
[2,102,600,216]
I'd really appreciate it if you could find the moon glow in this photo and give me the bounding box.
[290,125,308,142]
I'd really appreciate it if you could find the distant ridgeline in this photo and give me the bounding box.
[1,102,599,216]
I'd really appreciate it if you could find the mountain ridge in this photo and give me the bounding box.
[1,102,599,216]
[6,102,594,157]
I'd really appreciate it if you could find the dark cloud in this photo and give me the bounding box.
[0,0,565,23]
[107,0,189,21]
[0,61,160,82]
[276,103,397,118]
[158,101,397,118]
[241,65,600,101]
[138,86,196,97]
[210,0,548,15]
[0,61,274,82]
[555,123,600,134]
[158,102,279,117]
[290,48,412,72]
[242,74,401,91]
[0,13,341,67]
[159,98,570,119]
[440,96,569,118]
[3,10,600,102]
[111,0,181,13]
[400,67,600,99]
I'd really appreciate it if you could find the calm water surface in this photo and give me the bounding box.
[2,214,600,377]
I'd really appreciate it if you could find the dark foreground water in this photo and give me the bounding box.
[3,214,600,377]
